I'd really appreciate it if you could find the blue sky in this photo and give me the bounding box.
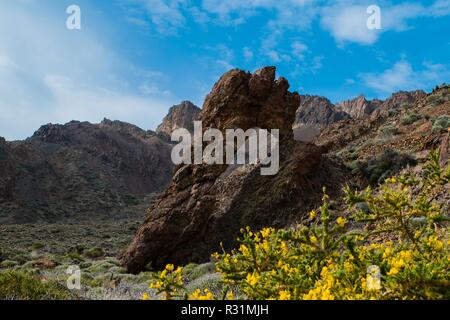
[0,0,449,140]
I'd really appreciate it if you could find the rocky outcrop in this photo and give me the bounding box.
[336,95,377,119]
[370,90,427,119]
[156,101,201,140]
[0,120,174,223]
[293,95,350,142]
[120,67,349,273]
[382,90,426,109]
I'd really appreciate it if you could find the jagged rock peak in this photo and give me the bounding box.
[200,66,299,138]
[156,101,201,138]
[336,95,377,119]
[293,95,351,143]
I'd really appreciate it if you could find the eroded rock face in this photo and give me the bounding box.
[156,101,201,140]
[336,95,377,119]
[120,67,349,273]
[293,95,350,142]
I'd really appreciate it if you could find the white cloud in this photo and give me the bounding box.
[125,0,450,46]
[428,0,450,17]
[243,47,254,61]
[291,41,309,60]
[125,0,187,34]
[321,4,380,45]
[360,60,450,94]
[0,1,174,140]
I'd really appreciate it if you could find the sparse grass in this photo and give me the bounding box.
[0,270,75,300]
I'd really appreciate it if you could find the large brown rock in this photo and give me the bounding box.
[120,67,349,273]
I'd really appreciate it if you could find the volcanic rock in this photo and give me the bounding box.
[293,95,350,142]
[120,67,349,273]
[156,101,201,141]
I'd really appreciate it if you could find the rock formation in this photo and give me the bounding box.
[156,101,201,141]
[336,95,377,119]
[120,67,349,273]
[293,95,350,142]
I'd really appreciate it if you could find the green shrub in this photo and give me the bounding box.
[84,247,105,259]
[432,115,450,132]
[401,112,422,125]
[362,149,417,185]
[147,151,449,300]
[31,243,45,250]
[0,270,75,300]
[378,124,399,138]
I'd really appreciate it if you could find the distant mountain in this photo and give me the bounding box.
[156,101,201,141]
[293,95,350,142]
[0,119,174,223]
[293,90,427,142]
[335,95,378,119]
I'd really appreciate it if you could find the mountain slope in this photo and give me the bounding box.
[0,119,174,223]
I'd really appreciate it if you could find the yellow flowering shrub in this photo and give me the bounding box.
[147,151,449,300]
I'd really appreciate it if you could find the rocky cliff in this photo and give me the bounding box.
[156,101,201,140]
[120,67,350,273]
[293,95,350,142]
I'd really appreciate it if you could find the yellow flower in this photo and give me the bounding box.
[336,217,347,228]
[246,273,260,286]
[189,289,214,300]
[261,240,270,251]
[260,228,272,238]
[310,235,318,243]
[165,264,174,271]
[174,266,183,275]
[149,281,162,289]
[142,293,150,300]
[387,267,399,276]
[279,291,291,300]
[427,235,444,251]
[239,244,250,256]
[309,210,317,220]
[382,247,392,260]
[160,269,168,279]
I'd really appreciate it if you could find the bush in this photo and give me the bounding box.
[147,151,449,300]
[0,270,75,300]
[401,112,422,125]
[84,247,105,259]
[378,124,399,138]
[432,115,450,132]
[362,149,417,185]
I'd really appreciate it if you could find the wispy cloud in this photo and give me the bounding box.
[125,0,450,45]
[360,60,450,94]
[0,1,175,140]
